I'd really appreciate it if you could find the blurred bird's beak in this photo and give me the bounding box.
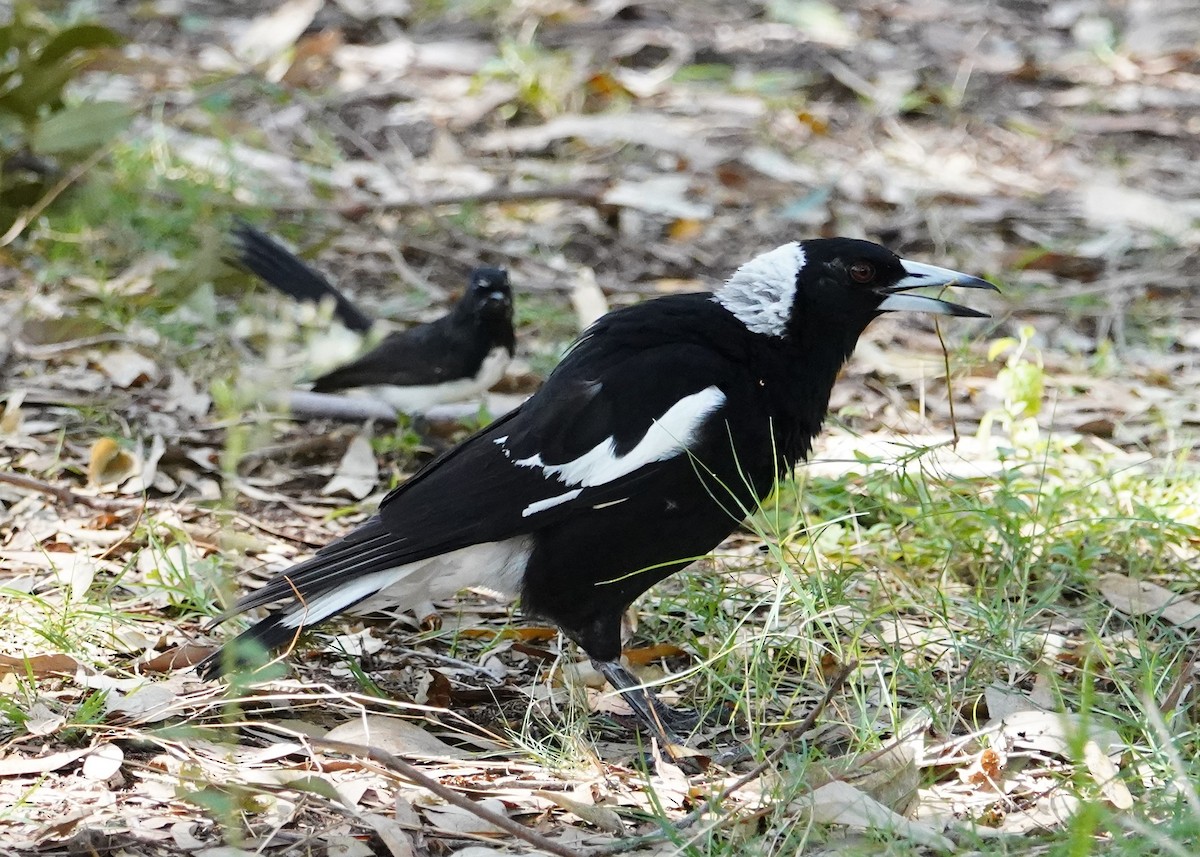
[486,291,510,303]
[878,260,998,318]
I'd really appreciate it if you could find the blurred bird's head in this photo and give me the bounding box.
[464,267,513,323]
[715,237,997,350]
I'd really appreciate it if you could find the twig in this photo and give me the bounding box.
[933,319,959,446]
[251,183,609,217]
[0,470,142,512]
[588,662,856,856]
[309,737,583,857]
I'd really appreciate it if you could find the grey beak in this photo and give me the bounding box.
[877,260,999,318]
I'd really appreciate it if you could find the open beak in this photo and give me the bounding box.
[877,260,999,318]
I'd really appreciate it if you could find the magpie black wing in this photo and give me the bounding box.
[309,318,482,391]
[374,295,750,542]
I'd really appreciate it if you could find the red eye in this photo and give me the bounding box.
[849,262,875,283]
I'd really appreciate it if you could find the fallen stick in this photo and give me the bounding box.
[310,737,584,857]
[0,470,142,512]
[283,390,521,424]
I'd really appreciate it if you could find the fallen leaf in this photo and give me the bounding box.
[1083,739,1133,810]
[139,644,215,672]
[0,748,90,777]
[325,835,375,857]
[121,433,166,495]
[535,790,625,834]
[623,643,687,666]
[95,347,158,388]
[1082,183,1196,241]
[0,653,80,676]
[322,432,379,500]
[88,437,138,486]
[1098,572,1200,629]
[358,813,416,857]
[82,743,124,781]
[422,798,509,835]
[603,176,713,220]
[325,715,457,758]
[802,780,954,850]
[233,0,323,67]
[105,682,179,723]
[998,709,1124,760]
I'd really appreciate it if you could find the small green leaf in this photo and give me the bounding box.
[38,24,124,65]
[0,62,81,119]
[31,100,132,154]
[281,775,347,805]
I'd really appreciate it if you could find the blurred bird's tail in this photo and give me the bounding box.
[230,221,374,333]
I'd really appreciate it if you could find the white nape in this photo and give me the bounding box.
[713,242,806,337]
[512,385,725,488]
[280,536,532,629]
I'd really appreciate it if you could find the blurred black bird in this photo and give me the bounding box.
[231,223,516,412]
[201,237,995,747]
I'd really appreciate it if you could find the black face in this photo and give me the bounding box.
[795,238,909,317]
[791,237,994,326]
[468,267,513,319]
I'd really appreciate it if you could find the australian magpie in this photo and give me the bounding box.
[200,237,995,748]
[231,223,516,412]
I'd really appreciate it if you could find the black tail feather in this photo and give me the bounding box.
[195,613,305,680]
[197,518,417,681]
[231,221,374,333]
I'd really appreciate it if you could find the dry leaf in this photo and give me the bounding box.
[603,176,713,220]
[422,798,509,835]
[535,790,625,834]
[1098,572,1200,629]
[121,434,166,495]
[357,813,416,857]
[325,715,457,758]
[233,0,323,67]
[322,432,380,500]
[82,743,124,781]
[0,653,80,676]
[105,682,179,723]
[140,644,214,672]
[998,709,1124,759]
[803,780,954,851]
[93,347,157,388]
[325,835,375,857]
[1082,739,1133,810]
[0,748,89,777]
[623,643,687,666]
[88,437,138,486]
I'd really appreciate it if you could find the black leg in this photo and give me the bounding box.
[594,659,692,750]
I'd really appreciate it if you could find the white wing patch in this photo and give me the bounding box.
[713,241,806,337]
[512,386,725,494]
[522,489,583,517]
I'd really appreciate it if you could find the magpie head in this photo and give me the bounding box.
[465,267,513,321]
[716,238,997,340]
